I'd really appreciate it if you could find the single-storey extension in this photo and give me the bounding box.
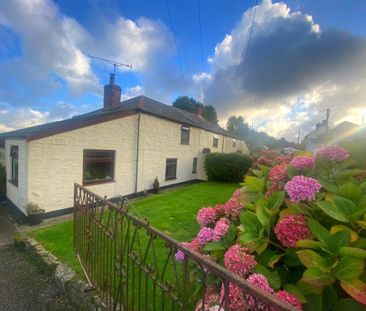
[0,75,249,218]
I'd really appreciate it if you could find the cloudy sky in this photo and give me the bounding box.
[0,0,365,141]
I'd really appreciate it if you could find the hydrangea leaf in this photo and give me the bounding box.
[327,230,351,254]
[333,298,364,311]
[245,176,265,193]
[338,182,362,201]
[256,205,270,227]
[239,211,261,234]
[317,178,338,193]
[301,267,335,288]
[308,219,330,245]
[267,191,285,210]
[333,196,358,215]
[332,255,364,280]
[340,247,366,258]
[296,239,323,249]
[330,225,358,243]
[336,169,366,184]
[203,241,226,252]
[296,250,331,272]
[340,279,366,305]
[316,200,349,222]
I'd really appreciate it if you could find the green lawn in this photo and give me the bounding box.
[30,181,238,274]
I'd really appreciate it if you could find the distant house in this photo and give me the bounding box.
[304,120,366,153]
[0,75,249,219]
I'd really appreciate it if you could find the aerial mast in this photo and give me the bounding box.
[85,53,132,75]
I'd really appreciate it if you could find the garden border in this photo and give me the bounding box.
[14,234,107,311]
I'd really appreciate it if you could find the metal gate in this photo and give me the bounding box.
[73,183,293,311]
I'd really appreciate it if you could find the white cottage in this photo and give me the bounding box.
[0,75,249,219]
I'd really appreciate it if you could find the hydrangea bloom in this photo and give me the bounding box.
[246,274,274,310]
[224,244,256,277]
[174,242,190,262]
[189,237,201,252]
[224,197,243,218]
[213,218,230,241]
[220,283,245,311]
[274,215,311,248]
[285,175,321,202]
[214,204,226,216]
[273,153,294,165]
[290,156,314,170]
[257,156,273,166]
[316,145,349,162]
[197,227,215,245]
[266,163,288,197]
[275,290,302,310]
[197,207,217,227]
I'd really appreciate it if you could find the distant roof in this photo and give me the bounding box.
[0,95,238,145]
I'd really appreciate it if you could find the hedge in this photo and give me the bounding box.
[204,152,252,182]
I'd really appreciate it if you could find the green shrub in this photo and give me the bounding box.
[204,152,252,182]
[340,139,366,168]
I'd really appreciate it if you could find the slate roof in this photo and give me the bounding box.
[0,96,238,144]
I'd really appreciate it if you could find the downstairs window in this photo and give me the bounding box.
[10,145,18,187]
[83,149,115,185]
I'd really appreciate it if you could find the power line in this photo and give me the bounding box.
[197,0,206,103]
[164,0,185,83]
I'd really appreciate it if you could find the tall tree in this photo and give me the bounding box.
[172,96,218,123]
[226,116,250,138]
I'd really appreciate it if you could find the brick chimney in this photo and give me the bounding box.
[195,105,203,117]
[104,73,121,109]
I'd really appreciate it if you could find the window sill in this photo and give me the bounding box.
[165,177,177,181]
[83,179,115,186]
[180,142,190,145]
[8,179,18,187]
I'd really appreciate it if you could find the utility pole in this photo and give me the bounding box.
[325,108,330,143]
[297,129,301,145]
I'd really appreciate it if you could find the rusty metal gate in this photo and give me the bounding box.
[73,184,293,311]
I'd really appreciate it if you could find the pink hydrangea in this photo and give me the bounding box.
[246,273,274,310]
[266,163,288,197]
[274,290,302,310]
[197,227,215,245]
[175,242,190,262]
[290,156,314,170]
[188,237,201,252]
[285,175,321,202]
[214,204,226,216]
[220,283,245,311]
[316,145,349,162]
[224,197,243,218]
[257,156,273,166]
[197,207,217,227]
[224,244,256,277]
[274,215,311,248]
[213,218,230,241]
[273,153,294,165]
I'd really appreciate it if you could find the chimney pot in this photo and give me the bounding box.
[195,106,203,117]
[104,74,121,109]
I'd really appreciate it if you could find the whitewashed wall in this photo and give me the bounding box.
[27,115,138,212]
[5,139,28,214]
[5,112,249,213]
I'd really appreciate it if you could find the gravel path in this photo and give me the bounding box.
[0,245,76,311]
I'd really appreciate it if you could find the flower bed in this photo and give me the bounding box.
[177,145,366,310]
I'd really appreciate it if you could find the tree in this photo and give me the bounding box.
[226,116,250,138]
[172,96,218,123]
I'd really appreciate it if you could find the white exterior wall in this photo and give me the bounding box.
[27,115,138,212]
[137,114,248,191]
[5,112,249,213]
[5,139,28,214]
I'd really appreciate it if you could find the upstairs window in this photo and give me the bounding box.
[233,139,237,148]
[165,158,177,180]
[181,125,190,145]
[192,158,198,174]
[10,146,18,187]
[213,135,219,148]
[83,150,115,185]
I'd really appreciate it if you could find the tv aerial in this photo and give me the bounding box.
[85,53,132,74]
